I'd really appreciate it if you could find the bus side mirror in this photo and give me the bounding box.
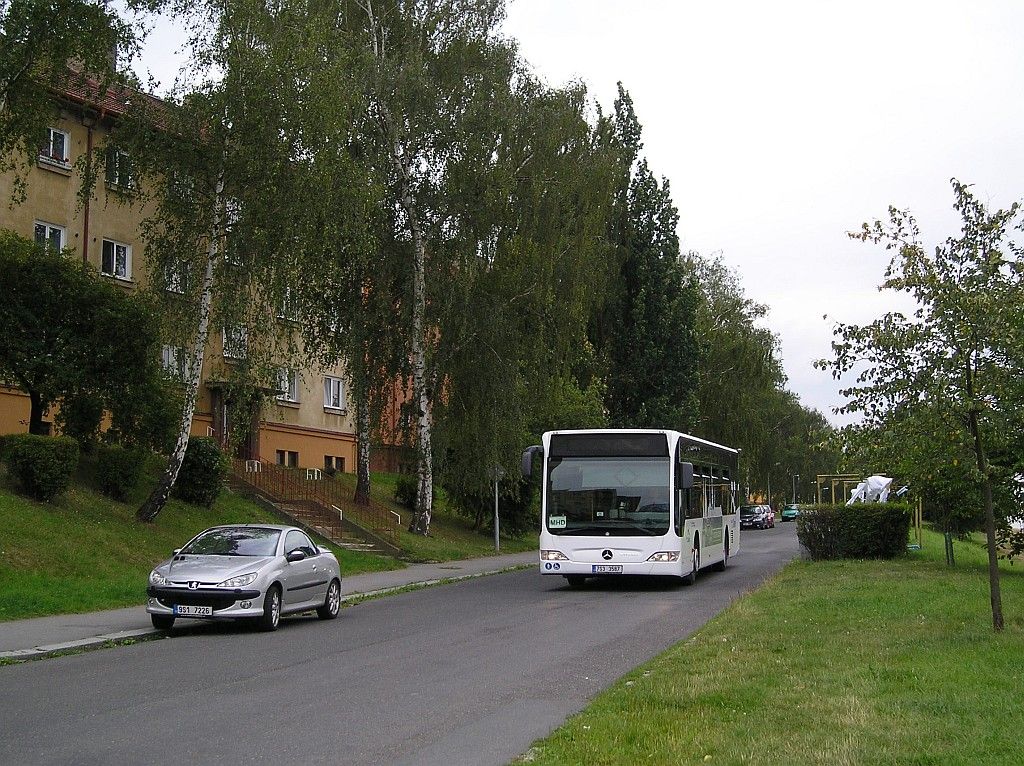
[677,462,694,490]
[521,445,543,478]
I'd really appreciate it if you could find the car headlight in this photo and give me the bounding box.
[647,551,680,562]
[217,573,258,588]
[540,550,569,561]
[149,570,167,586]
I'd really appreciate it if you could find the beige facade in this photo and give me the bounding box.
[0,86,357,473]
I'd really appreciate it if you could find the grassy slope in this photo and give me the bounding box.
[0,465,538,621]
[518,530,1024,766]
[333,470,537,562]
[0,480,400,621]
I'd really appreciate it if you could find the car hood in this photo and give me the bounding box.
[161,555,276,583]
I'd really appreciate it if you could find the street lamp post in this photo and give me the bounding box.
[792,473,799,504]
[491,465,505,552]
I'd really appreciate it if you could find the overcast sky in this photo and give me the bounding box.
[135,1,1024,425]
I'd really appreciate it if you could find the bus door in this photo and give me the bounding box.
[702,467,725,550]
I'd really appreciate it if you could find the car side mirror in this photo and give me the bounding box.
[172,549,181,556]
[286,550,306,563]
[521,445,543,478]
[677,462,694,490]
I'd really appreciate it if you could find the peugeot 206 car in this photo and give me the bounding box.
[146,524,342,631]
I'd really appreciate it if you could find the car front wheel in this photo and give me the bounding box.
[258,585,282,631]
[151,614,174,631]
[317,579,341,620]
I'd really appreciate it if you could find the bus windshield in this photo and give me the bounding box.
[546,456,671,536]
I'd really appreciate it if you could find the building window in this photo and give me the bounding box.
[161,345,188,381]
[40,128,69,165]
[324,455,345,473]
[276,368,300,403]
[222,325,248,360]
[34,222,64,251]
[276,449,298,468]
[164,260,188,294]
[323,376,345,411]
[101,239,131,280]
[105,146,133,190]
[277,286,298,322]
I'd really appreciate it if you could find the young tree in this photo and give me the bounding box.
[819,179,1024,631]
[0,229,168,441]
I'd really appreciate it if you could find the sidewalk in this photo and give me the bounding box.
[0,550,537,660]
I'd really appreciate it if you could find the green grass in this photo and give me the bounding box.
[517,529,1024,765]
[0,461,536,621]
[334,469,537,562]
[0,466,402,621]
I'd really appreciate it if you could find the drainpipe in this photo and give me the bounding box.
[80,111,97,265]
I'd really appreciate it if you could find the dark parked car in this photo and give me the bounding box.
[739,505,774,529]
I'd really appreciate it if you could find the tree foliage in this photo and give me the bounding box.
[600,85,699,431]
[818,179,1024,630]
[0,229,170,445]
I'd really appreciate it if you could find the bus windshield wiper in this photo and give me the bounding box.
[554,524,658,536]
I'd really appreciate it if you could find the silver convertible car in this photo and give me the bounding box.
[146,524,342,631]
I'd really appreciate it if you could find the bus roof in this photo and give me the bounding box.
[543,428,739,456]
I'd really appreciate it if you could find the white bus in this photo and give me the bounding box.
[522,429,739,587]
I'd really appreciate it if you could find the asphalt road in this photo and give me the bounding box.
[0,523,799,766]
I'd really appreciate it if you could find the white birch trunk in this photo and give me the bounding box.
[137,174,224,522]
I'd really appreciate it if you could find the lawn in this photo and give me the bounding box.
[517,529,1024,765]
[0,474,400,621]
[0,462,538,621]
[334,469,537,562]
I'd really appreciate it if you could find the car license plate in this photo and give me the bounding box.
[592,564,622,574]
[173,605,213,617]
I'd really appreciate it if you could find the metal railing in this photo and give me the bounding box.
[231,459,399,546]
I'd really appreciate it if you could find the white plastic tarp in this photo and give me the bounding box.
[846,475,893,505]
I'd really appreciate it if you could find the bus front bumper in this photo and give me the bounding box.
[539,560,681,577]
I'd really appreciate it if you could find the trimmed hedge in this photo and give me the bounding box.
[171,437,227,507]
[97,444,148,502]
[1,434,79,502]
[796,502,912,560]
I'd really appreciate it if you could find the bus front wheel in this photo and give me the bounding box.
[683,541,699,586]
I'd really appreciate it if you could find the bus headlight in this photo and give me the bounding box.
[541,550,569,561]
[647,551,680,562]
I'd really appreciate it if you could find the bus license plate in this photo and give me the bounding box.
[173,605,213,617]
[592,565,622,574]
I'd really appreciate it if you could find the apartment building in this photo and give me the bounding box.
[0,75,358,473]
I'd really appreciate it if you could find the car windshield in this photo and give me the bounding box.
[181,527,281,557]
[546,456,670,536]
[739,506,758,515]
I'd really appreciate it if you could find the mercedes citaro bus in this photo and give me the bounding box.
[522,429,739,587]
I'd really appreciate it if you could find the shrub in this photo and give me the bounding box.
[96,444,148,502]
[796,502,912,560]
[394,474,418,509]
[394,474,438,510]
[171,437,227,507]
[1,434,79,502]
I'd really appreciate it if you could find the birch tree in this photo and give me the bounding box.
[124,0,368,521]
[355,0,518,534]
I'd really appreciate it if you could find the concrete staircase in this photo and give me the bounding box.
[227,462,403,558]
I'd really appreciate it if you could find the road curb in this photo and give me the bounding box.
[1,563,534,662]
[1,628,160,661]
